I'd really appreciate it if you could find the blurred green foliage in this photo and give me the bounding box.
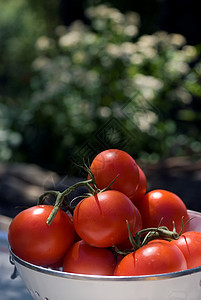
[0,0,48,97]
[1,2,201,174]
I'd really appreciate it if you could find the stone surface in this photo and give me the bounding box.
[0,230,32,300]
[140,156,201,212]
[0,163,87,218]
[0,215,12,231]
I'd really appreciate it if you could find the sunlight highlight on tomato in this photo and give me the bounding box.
[114,240,187,276]
[63,240,116,275]
[136,189,189,233]
[73,190,137,248]
[8,205,76,266]
[90,149,139,198]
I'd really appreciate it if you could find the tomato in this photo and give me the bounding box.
[89,149,139,198]
[63,240,116,275]
[133,205,143,234]
[129,165,147,206]
[114,240,187,276]
[136,189,189,233]
[117,206,143,251]
[171,231,201,269]
[73,190,137,248]
[8,205,75,266]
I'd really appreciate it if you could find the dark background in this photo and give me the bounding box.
[59,0,201,45]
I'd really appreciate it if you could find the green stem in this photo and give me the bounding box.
[126,220,139,250]
[39,169,119,226]
[46,192,65,225]
[38,191,60,205]
[45,179,93,225]
[178,216,194,236]
[135,227,179,247]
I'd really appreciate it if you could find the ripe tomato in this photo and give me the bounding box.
[63,240,116,275]
[129,165,147,205]
[89,149,139,198]
[133,205,143,234]
[8,205,75,266]
[114,240,187,276]
[171,231,201,269]
[73,190,137,248]
[136,189,189,233]
[117,206,143,251]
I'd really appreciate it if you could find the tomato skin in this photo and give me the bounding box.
[90,149,139,198]
[136,189,189,233]
[133,206,143,234]
[63,240,116,275]
[73,190,137,248]
[129,165,147,206]
[8,205,75,266]
[117,206,143,251]
[114,241,187,276]
[171,231,201,269]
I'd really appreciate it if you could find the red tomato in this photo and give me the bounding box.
[136,189,189,233]
[63,240,116,275]
[117,206,143,251]
[133,205,143,234]
[171,231,201,269]
[114,240,187,276]
[8,205,75,266]
[73,190,137,248]
[129,165,147,205]
[89,149,139,198]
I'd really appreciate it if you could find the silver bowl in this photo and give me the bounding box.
[9,210,201,300]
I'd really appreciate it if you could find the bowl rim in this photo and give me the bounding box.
[9,209,201,282]
[9,247,201,282]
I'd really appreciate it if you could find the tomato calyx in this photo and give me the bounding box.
[135,225,179,247]
[114,220,180,256]
[115,216,193,256]
[38,178,95,225]
[178,216,194,236]
[88,170,119,195]
[38,166,118,225]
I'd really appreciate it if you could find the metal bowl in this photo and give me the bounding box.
[9,210,201,300]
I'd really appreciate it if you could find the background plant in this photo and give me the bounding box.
[1,3,201,175]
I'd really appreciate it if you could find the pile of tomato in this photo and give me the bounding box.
[8,149,201,276]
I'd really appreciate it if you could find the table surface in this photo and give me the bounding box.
[0,224,33,300]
